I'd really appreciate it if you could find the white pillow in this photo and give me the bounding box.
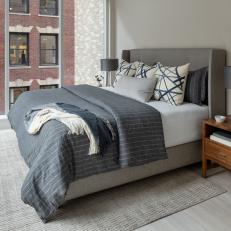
[154,62,190,105]
[114,76,157,102]
[115,60,139,84]
[135,63,158,79]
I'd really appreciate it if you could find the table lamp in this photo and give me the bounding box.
[100,59,118,86]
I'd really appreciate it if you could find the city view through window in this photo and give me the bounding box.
[0,0,105,114]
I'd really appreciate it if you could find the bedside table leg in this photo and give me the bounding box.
[202,157,207,178]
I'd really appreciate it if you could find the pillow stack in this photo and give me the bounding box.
[114,59,207,106]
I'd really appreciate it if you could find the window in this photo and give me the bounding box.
[10,87,29,107]
[75,0,106,85]
[40,34,58,65]
[10,33,29,66]
[40,84,58,89]
[9,0,29,14]
[40,0,58,16]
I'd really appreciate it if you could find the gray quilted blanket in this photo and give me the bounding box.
[8,85,167,222]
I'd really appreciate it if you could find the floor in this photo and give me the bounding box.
[136,168,231,231]
[2,125,231,230]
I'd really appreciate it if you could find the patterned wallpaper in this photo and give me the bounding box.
[74,0,105,86]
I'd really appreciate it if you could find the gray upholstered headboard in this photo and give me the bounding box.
[122,48,226,118]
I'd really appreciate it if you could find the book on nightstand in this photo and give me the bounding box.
[210,131,231,147]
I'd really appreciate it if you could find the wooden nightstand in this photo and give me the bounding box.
[202,115,231,177]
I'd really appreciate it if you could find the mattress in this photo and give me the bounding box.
[147,101,209,147]
[103,87,209,148]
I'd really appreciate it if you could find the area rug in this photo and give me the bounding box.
[0,130,226,231]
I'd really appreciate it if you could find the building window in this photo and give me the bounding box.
[40,34,58,65]
[10,87,29,107]
[9,0,29,14]
[40,84,58,89]
[10,33,29,66]
[40,0,58,16]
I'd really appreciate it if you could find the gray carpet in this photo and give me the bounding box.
[0,130,226,231]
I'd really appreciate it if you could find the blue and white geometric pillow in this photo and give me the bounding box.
[154,62,190,105]
[135,63,158,79]
[115,60,139,84]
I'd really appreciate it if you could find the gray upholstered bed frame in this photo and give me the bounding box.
[65,48,226,200]
[122,48,226,117]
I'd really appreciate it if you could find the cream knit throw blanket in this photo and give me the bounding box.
[27,107,99,155]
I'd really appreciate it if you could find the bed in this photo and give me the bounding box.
[66,48,226,199]
[8,48,226,222]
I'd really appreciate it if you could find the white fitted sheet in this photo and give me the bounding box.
[147,101,209,147]
[102,87,209,148]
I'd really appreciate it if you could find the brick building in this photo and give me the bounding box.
[0,0,75,113]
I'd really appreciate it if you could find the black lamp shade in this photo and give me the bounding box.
[100,59,118,72]
[224,66,231,89]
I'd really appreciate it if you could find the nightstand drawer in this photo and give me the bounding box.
[205,139,231,164]
[202,116,231,178]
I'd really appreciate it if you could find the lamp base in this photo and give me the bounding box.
[105,71,112,87]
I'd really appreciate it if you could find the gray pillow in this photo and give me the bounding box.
[113,76,157,102]
[184,67,208,105]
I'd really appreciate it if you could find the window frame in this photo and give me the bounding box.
[40,84,58,89]
[9,86,30,107]
[9,32,29,67]
[39,0,58,16]
[4,0,109,114]
[40,33,58,66]
[9,0,29,14]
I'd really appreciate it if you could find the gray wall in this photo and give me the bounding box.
[111,0,231,114]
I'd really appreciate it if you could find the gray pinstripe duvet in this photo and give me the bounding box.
[8,85,167,222]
